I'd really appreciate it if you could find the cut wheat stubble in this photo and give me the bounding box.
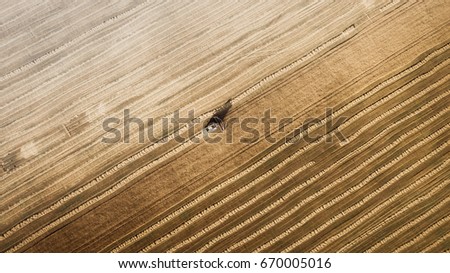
[113,48,449,252]
[153,66,450,252]
[228,119,449,252]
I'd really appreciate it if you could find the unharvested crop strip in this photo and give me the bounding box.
[312,159,450,252]
[226,120,449,252]
[288,159,450,252]
[366,195,450,252]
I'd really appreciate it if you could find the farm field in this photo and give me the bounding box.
[0,0,449,252]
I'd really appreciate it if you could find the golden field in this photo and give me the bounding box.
[0,0,449,252]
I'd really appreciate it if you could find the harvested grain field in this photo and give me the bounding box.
[0,0,449,253]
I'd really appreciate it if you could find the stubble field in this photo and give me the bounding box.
[0,0,449,252]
